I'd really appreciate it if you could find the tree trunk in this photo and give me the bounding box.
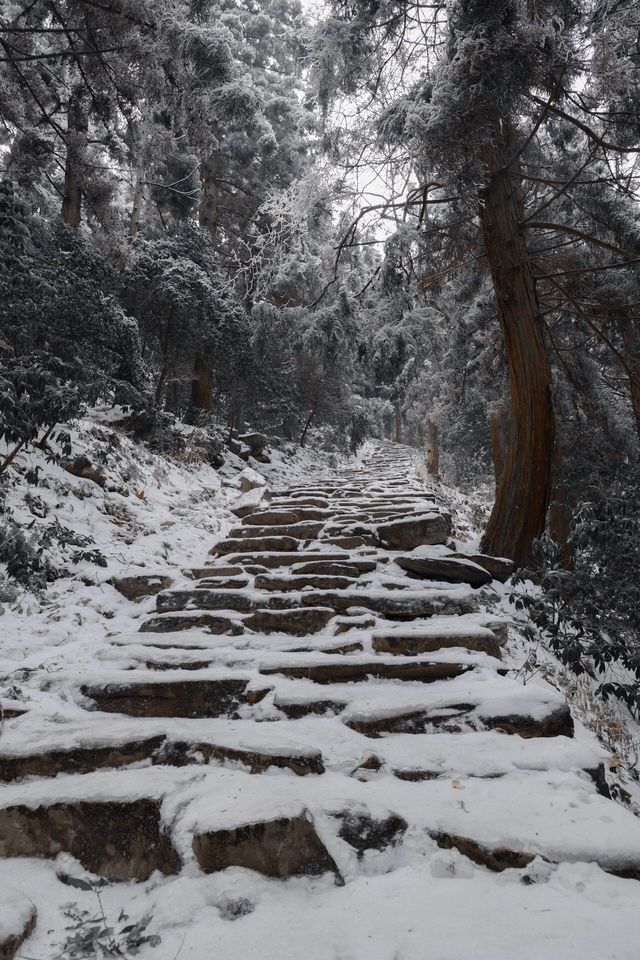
[426,418,439,476]
[300,403,317,448]
[130,164,145,237]
[62,87,87,228]
[394,401,402,443]
[488,403,508,487]
[199,152,218,235]
[479,123,555,567]
[191,351,213,412]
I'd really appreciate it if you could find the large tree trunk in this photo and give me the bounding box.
[479,123,555,567]
[199,152,218,235]
[130,164,145,237]
[62,87,87,227]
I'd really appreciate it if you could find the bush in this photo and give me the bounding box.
[513,481,640,716]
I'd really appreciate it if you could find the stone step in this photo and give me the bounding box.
[372,627,501,659]
[0,794,180,882]
[223,551,351,568]
[260,658,475,685]
[396,554,492,588]
[345,702,574,739]
[229,522,324,540]
[193,810,341,882]
[183,565,245,580]
[156,590,254,614]
[81,677,262,718]
[244,508,331,524]
[254,574,359,592]
[211,536,303,555]
[375,513,452,549]
[291,559,376,576]
[195,576,250,590]
[296,589,476,620]
[109,574,173,601]
[140,613,242,634]
[245,607,336,636]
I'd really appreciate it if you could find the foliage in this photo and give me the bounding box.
[513,480,640,716]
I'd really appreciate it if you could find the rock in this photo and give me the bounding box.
[430,831,535,872]
[292,560,376,576]
[236,467,268,493]
[211,536,302,555]
[376,513,452,549]
[139,613,239,634]
[245,607,336,636]
[0,798,180,882]
[254,574,358,592]
[0,736,166,782]
[230,522,324,539]
[396,554,491,588]
[372,628,501,659]
[193,811,342,882]
[260,659,474,684]
[224,551,350,568]
[0,888,36,960]
[184,565,244,579]
[275,696,348,718]
[453,553,515,582]
[157,740,324,776]
[81,678,250,718]
[244,508,328,525]
[300,590,476,619]
[156,589,254,614]
[61,454,105,488]
[230,487,271,518]
[486,705,574,739]
[338,811,407,855]
[238,432,269,456]
[228,439,251,461]
[109,574,172,601]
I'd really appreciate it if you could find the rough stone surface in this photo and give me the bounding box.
[81,679,250,718]
[396,555,492,588]
[109,574,172,601]
[245,607,335,636]
[376,513,452,549]
[193,812,341,881]
[0,798,180,881]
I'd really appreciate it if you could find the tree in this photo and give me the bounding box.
[313,0,640,565]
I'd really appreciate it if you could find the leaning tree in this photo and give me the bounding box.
[313,0,640,565]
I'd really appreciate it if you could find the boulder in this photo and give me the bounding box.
[396,554,491,588]
[228,438,251,461]
[376,513,452,549]
[238,432,269,456]
[109,574,172,601]
[230,486,272,518]
[237,467,268,493]
[453,552,514,582]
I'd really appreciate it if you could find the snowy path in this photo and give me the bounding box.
[1,441,640,959]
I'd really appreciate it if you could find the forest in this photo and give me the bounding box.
[2,3,640,957]
[2,0,639,711]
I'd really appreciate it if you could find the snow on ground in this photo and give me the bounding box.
[1,417,640,959]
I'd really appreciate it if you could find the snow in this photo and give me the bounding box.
[1,422,640,958]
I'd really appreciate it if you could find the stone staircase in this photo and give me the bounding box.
[1,440,640,957]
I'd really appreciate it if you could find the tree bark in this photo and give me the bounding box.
[426,418,439,476]
[199,151,218,235]
[394,401,402,443]
[479,123,555,567]
[191,351,213,412]
[488,403,508,487]
[130,164,145,237]
[62,87,87,228]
